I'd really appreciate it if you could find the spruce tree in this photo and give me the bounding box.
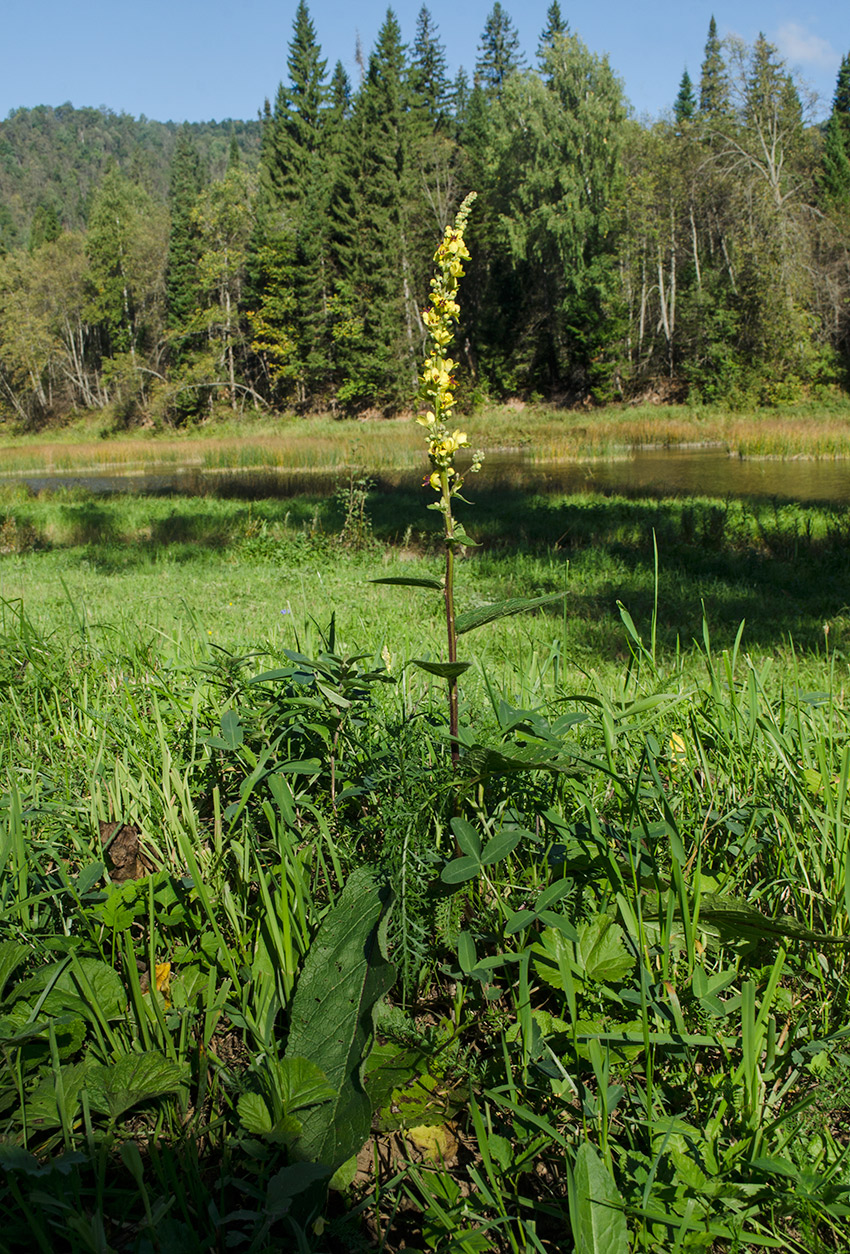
[699,16,728,117]
[261,0,327,210]
[833,53,850,137]
[410,6,450,124]
[328,10,419,409]
[252,1,332,402]
[538,2,569,60]
[328,60,352,121]
[476,4,525,101]
[821,111,850,206]
[674,69,696,124]
[165,127,204,331]
[821,53,850,205]
[452,68,470,129]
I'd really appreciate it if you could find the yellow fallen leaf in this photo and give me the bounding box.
[406,1122,459,1164]
[669,733,687,766]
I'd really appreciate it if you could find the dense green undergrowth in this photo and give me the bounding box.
[2,489,850,1251]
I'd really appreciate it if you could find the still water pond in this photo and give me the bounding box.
[6,447,850,504]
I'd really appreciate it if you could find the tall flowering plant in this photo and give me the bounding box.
[417,194,482,759]
[373,193,563,767]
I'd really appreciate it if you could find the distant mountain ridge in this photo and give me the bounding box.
[0,103,261,251]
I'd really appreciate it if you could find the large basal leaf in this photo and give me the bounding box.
[86,1051,187,1121]
[370,576,443,590]
[12,957,126,1024]
[286,866,395,1170]
[26,1060,93,1131]
[455,592,566,636]
[0,941,29,1002]
[265,1163,333,1219]
[646,892,850,947]
[569,1141,629,1254]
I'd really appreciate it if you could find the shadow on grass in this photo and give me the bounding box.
[401,484,850,656]
[15,480,850,654]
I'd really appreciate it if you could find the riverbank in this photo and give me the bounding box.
[3,398,850,476]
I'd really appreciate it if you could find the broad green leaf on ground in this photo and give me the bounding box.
[237,1091,274,1136]
[481,827,526,865]
[219,708,244,749]
[569,1141,629,1254]
[441,856,481,885]
[533,925,577,991]
[275,1055,337,1112]
[0,941,29,1001]
[644,892,850,946]
[92,881,146,930]
[364,1042,431,1113]
[265,1163,333,1219]
[86,1052,187,1121]
[455,592,566,636]
[577,915,633,983]
[285,865,395,1170]
[236,1091,302,1144]
[13,957,125,1023]
[26,1060,94,1130]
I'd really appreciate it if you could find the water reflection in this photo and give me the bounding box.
[5,447,850,504]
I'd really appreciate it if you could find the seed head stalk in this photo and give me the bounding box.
[417,193,482,764]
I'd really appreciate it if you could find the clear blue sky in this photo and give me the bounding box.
[2,0,846,125]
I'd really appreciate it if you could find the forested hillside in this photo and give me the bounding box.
[1,1,849,427]
[0,107,261,250]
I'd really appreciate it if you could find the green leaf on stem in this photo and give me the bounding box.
[411,660,471,680]
[450,817,482,858]
[370,577,444,590]
[455,592,566,636]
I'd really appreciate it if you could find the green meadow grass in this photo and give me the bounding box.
[2,484,850,1251]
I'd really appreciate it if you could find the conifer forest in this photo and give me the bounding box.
[2,2,850,428]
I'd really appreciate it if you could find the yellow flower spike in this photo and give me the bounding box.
[417,192,476,507]
[412,191,478,768]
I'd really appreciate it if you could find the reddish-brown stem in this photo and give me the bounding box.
[442,470,459,767]
[445,540,459,766]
